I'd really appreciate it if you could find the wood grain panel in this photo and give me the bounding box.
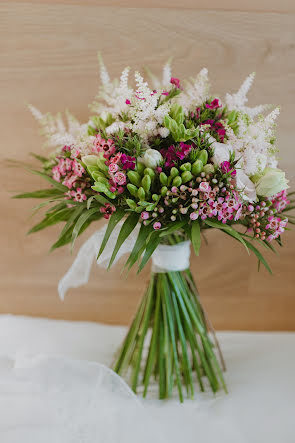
[0,2,294,329]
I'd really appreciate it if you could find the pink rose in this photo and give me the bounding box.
[114,171,126,186]
[198,182,210,193]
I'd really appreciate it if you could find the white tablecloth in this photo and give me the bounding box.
[0,314,294,443]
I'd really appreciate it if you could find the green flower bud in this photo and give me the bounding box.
[192,159,203,176]
[127,183,138,197]
[137,187,146,200]
[181,171,193,183]
[170,167,179,178]
[171,197,179,204]
[197,149,208,165]
[203,164,214,174]
[180,162,192,172]
[126,199,137,210]
[152,194,159,201]
[159,172,168,185]
[172,176,182,187]
[127,171,142,187]
[144,168,155,179]
[142,174,151,192]
[161,186,168,196]
[136,162,145,175]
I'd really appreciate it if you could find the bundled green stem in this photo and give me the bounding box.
[113,262,227,401]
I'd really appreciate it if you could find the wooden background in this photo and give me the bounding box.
[0,1,294,330]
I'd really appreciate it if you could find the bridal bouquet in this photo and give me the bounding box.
[15,56,293,401]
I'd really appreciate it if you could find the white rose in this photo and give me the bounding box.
[255,168,289,198]
[211,141,233,166]
[141,149,163,169]
[236,169,257,202]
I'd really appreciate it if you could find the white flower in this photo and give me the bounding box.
[157,127,170,138]
[141,149,163,169]
[255,168,289,197]
[236,169,257,202]
[105,121,126,135]
[211,140,233,166]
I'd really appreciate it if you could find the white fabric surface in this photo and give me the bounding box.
[151,240,191,272]
[0,314,294,443]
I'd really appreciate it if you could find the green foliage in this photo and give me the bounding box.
[164,114,199,142]
[191,221,201,256]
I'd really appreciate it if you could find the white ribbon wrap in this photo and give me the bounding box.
[58,223,190,300]
[151,241,191,273]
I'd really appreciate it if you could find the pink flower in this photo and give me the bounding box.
[93,134,116,158]
[113,171,126,186]
[170,77,181,89]
[125,99,131,105]
[52,166,61,182]
[198,182,210,193]
[63,174,77,189]
[108,163,119,174]
[71,188,87,203]
[72,160,85,177]
[153,222,161,230]
[141,211,149,220]
[99,203,116,220]
[110,153,122,164]
[190,212,199,220]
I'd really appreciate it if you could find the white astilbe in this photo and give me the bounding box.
[28,105,88,151]
[178,68,210,112]
[162,59,172,88]
[225,73,270,117]
[228,108,280,177]
[128,72,171,141]
[90,59,133,116]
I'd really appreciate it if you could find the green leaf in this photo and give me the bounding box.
[191,221,201,256]
[205,219,249,254]
[124,223,153,270]
[71,207,102,248]
[59,205,85,239]
[28,208,71,234]
[159,221,186,237]
[13,189,63,199]
[97,209,125,259]
[30,170,68,193]
[242,238,272,274]
[108,213,140,268]
[137,231,161,273]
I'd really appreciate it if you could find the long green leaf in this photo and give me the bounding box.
[124,223,153,270]
[71,207,102,247]
[30,170,68,192]
[137,231,161,274]
[108,212,140,268]
[159,221,186,238]
[242,238,272,274]
[97,209,125,259]
[13,189,63,199]
[205,219,249,253]
[28,208,71,234]
[191,221,201,256]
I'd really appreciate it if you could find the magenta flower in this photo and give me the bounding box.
[160,143,192,167]
[221,161,236,177]
[125,99,131,105]
[120,153,136,170]
[92,134,116,158]
[170,77,181,89]
[205,98,222,110]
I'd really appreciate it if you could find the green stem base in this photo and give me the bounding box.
[113,269,227,402]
